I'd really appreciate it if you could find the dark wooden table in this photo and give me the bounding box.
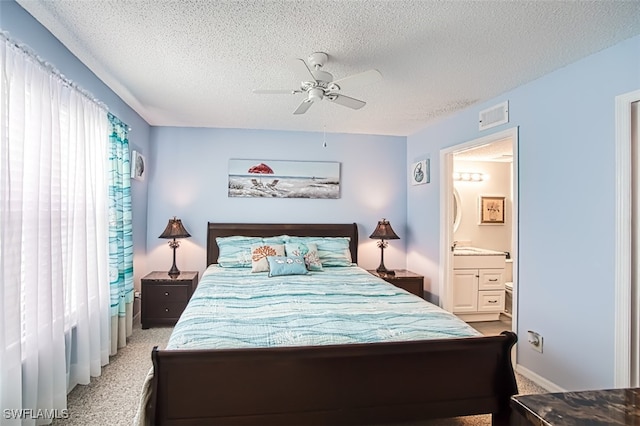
[511,387,640,425]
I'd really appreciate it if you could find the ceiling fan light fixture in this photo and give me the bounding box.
[308,88,324,102]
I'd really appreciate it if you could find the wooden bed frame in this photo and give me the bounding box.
[147,223,518,425]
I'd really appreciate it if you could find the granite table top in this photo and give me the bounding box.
[511,388,640,425]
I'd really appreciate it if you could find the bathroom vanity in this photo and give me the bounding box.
[452,247,506,322]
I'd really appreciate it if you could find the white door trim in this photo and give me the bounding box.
[439,127,519,339]
[614,89,640,388]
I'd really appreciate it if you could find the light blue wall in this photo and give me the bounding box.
[146,127,408,275]
[1,0,152,291]
[407,35,640,391]
[8,0,640,393]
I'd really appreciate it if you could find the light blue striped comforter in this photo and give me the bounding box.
[166,265,479,350]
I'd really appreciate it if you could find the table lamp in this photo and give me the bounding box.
[369,218,400,275]
[159,217,191,278]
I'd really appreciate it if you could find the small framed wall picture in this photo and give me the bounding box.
[479,196,505,224]
[411,159,429,185]
[131,150,146,181]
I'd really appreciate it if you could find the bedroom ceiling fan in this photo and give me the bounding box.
[253,52,382,115]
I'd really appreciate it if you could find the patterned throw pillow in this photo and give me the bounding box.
[251,243,285,273]
[285,242,323,271]
[266,256,308,277]
[286,237,352,267]
[216,236,262,268]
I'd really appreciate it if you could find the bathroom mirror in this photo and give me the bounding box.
[453,188,462,232]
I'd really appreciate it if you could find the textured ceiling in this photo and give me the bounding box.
[16,0,640,136]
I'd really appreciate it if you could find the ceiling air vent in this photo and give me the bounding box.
[479,101,509,131]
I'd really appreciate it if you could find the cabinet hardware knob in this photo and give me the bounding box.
[165,308,169,312]
[164,292,169,296]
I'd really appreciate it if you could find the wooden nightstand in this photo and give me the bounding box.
[368,269,424,299]
[141,271,198,329]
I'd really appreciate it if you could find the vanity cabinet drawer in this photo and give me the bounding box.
[478,290,505,312]
[479,269,504,290]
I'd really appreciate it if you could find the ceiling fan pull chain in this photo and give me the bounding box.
[323,125,327,148]
[322,103,327,148]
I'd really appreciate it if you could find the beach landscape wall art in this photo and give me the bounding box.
[228,159,341,199]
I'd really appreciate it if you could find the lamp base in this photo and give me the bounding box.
[376,266,395,276]
[376,242,394,276]
[168,242,181,279]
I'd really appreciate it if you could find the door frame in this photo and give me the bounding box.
[614,89,640,388]
[439,126,519,336]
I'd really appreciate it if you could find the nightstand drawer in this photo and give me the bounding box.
[392,280,424,298]
[145,300,189,319]
[144,285,189,303]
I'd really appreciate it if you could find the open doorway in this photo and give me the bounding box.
[439,127,519,334]
[614,90,640,388]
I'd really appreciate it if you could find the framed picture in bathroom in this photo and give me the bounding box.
[479,196,505,224]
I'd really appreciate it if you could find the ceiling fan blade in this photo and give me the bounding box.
[330,69,382,92]
[293,99,314,115]
[329,94,366,110]
[253,89,298,95]
[289,58,317,83]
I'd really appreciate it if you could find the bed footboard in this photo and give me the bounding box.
[147,331,517,426]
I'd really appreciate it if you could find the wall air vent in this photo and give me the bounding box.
[479,101,509,131]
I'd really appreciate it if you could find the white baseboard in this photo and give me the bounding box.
[516,364,565,393]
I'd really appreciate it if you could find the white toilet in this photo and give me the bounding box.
[504,259,513,317]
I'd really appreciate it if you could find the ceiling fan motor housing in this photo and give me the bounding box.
[308,88,324,102]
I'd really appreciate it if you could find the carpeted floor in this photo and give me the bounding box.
[52,320,546,426]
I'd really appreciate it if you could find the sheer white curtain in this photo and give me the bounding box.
[0,33,111,424]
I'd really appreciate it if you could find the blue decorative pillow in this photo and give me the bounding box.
[286,237,352,267]
[251,243,285,273]
[263,235,289,245]
[285,242,323,271]
[216,236,262,267]
[266,256,308,277]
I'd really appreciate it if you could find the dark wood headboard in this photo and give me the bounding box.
[206,223,358,267]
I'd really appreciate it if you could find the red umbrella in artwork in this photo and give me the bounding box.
[248,163,274,174]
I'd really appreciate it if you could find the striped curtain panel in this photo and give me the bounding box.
[107,113,134,355]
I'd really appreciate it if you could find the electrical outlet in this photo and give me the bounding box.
[527,330,543,353]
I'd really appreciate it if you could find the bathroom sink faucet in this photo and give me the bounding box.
[451,241,459,251]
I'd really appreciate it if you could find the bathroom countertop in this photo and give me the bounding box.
[453,246,505,256]
[510,387,640,425]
